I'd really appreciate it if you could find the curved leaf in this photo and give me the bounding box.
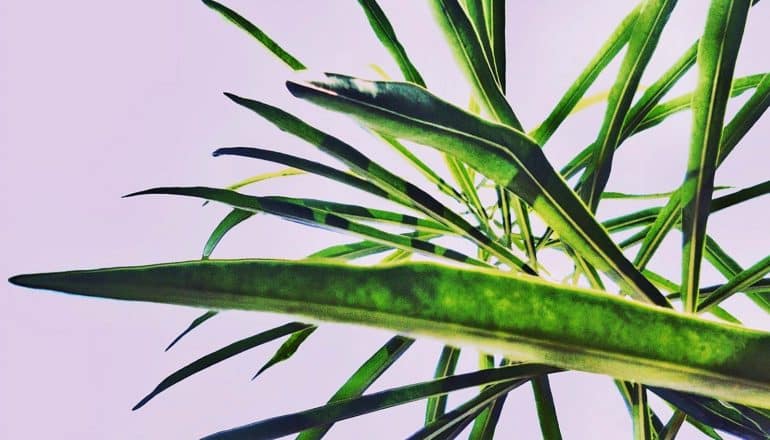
[287,74,668,306]
[127,187,488,267]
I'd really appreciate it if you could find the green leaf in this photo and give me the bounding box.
[680,0,751,312]
[253,326,316,379]
[485,0,506,90]
[532,375,563,440]
[265,196,452,235]
[356,0,424,85]
[430,0,521,129]
[222,95,532,273]
[409,378,527,439]
[201,0,305,71]
[650,387,770,439]
[203,209,254,259]
[213,146,390,199]
[425,346,461,424]
[633,73,766,134]
[127,187,489,267]
[164,310,218,352]
[138,321,310,409]
[297,335,414,440]
[307,232,438,261]
[633,73,770,271]
[287,74,668,306]
[206,363,552,439]
[698,254,770,312]
[11,260,770,408]
[530,3,642,145]
[579,0,678,212]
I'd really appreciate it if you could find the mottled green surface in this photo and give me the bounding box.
[11,259,770,409]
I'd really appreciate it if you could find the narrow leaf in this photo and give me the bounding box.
[356,0,424,85]
[223,95,532,273]
[253,326,316,379]
[288,74,669,306]
[128,187,488,267]
[206,363,552,440]
[11,260,770,408]
[698,254,770,312]
[138,321,309,409]
[426,346,461,424]
[530,3,642,145]
[201,0,305,70]
[532,375,563,440]
[203,209,254,259]
[165,310,218,352]
[430,0,521,129]
[579,0,678,212]
[297,335,414,440]
[680,0,750,312]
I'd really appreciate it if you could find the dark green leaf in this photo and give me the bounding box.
[201,0,305,70]
[137,321,309,409]
[287,74,668,305]
[253,326,316,379]
[165,310,218,352]
[297,335,414,439]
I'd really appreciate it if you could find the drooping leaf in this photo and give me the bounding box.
[297,335,414,440]
[287,74,669,306]
[11,259,770,408]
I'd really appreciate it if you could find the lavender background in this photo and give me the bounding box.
[2,1,769,438]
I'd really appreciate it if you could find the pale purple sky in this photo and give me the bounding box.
[2,1,769,439]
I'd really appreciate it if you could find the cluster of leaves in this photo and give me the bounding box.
[10,0,770,438]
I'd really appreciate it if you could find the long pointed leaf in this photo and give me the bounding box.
[223,95,532,272]
[206,363,552,440]
[356,0,424,85]
[297,335,414,440]
[253,325,316,379]
[530,3,642,145]
[201,0,305,70]
[11,260,770,408]
[137,321,309,409]
[430,0,521,129]
[579,0,678,212]
[680,0,750,312]
[165,310,219,352]
[128,187,488,267]
[287,74,669,306]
